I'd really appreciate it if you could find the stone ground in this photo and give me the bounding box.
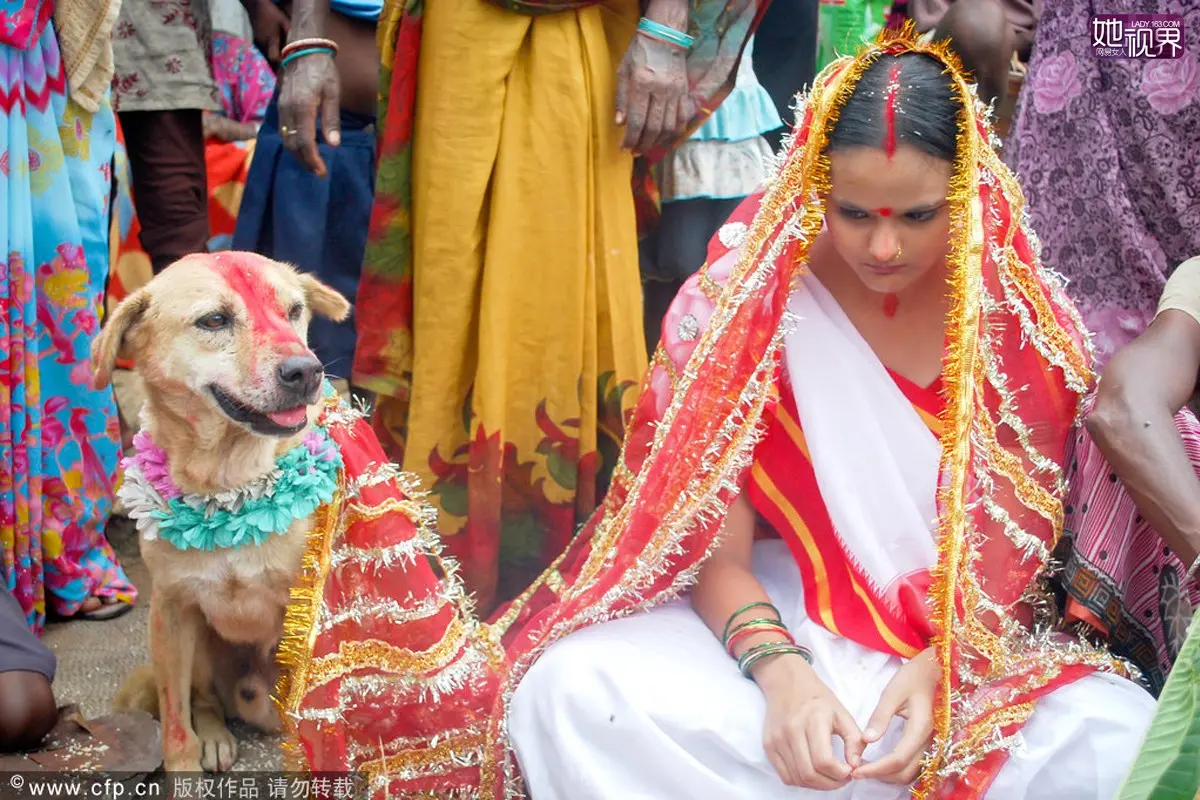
[37,371,284,771]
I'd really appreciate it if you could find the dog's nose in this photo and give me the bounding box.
[277,355,324,395]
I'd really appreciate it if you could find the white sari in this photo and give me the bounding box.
[508,270,1154,799]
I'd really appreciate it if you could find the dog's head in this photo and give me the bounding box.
[91,252,350,437]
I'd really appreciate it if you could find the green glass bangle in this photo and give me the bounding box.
[637,18,695,50]
[723,618,789,647]
[280,46,335,70]
[738,643,812,678]
[721,601,781,641]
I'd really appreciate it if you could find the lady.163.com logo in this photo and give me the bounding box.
[1092,14,1186,58]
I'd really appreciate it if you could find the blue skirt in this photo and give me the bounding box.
[233,97,377,380]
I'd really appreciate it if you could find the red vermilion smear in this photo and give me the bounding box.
[883,293,900,317]
[875,207,893,217]
[211,255,299,346]
[884,63,903,160]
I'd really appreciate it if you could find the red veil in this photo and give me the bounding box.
[278,25,1132,799]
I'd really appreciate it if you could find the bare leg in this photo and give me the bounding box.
[0,672,56,753]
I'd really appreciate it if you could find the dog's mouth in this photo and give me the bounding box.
[209,386,312,436]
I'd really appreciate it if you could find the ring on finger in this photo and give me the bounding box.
[280,125,298,138]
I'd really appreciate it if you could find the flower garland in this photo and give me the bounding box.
[118,426,343,552]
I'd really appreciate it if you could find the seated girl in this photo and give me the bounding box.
[276,26,1178,799]
[507,39,1153,800]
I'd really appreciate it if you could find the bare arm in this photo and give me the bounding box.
[691,496,763,626]
[1085,310,1200,564]
[691,494,864,789]
[614,0,692,154]
[276,0,340,175]
[284,0,330,50]
[202,113,259,142]
[239,0,291,66]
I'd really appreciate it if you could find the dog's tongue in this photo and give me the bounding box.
[267,407,308,428]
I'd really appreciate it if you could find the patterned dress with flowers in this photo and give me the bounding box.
[1,0,138,632]
[1007,0,1200,366]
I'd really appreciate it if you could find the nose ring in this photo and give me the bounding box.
[889,244,903,263]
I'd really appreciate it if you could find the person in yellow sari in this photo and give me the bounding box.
[277,0,765,612]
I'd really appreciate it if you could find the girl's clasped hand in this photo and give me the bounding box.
[756,647,939,789]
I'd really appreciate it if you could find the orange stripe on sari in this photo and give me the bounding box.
[747,370,944,660]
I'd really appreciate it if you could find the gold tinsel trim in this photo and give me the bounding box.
[343,495,433,528]
[924,79,984,793]
[360,731,486,787]
[304,622,470,691]
[274,473,344,773]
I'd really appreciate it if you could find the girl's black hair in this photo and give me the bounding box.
[827,52,963,162]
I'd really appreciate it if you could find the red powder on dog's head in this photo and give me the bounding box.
[209,254,300,347]
[884,63,903,160]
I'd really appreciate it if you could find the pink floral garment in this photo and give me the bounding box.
[1007,0,1200,367]
[2,19,138,632]
[210,31,274,124]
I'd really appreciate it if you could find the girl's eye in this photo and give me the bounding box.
[196,312,231,331]
[905,209,939,223]
[838,207,870,221]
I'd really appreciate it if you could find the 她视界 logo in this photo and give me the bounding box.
[1092,14,1186,58]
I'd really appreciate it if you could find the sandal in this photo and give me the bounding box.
[76,596,134,622]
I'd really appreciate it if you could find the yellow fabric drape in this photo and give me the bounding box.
[374,0,646,611]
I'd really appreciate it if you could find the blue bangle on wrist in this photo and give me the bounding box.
[280,46,336,70]
[637,18,694,50]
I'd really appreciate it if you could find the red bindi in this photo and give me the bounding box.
[884,63,902,160]
[875,207,893,217]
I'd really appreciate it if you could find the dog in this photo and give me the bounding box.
[93,252,350,772]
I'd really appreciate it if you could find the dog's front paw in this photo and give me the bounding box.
[199,726,239,772]
[193,700,239,772]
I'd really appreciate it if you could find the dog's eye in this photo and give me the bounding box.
[196,312,231,331]
[288,303,304,322]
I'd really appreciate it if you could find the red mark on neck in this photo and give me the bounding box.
[883,293,900,317]
[875,207,893,217]
[884,63,902,160]
[211,256,300,346]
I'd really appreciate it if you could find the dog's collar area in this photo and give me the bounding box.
[209,385,315,437]
[117,421,344,552]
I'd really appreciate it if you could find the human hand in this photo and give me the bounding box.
[245,0,291,65]
[850,647,938,785]
[614,18,692,154]
[755,655,866,789]
[202,113,256,143]
[277,50,341,177]
[202,111,220,141]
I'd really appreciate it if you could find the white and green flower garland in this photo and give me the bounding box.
[118,425,343,552]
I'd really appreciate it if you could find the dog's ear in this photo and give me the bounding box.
[91,291,150,389]
[299,273,351,322]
